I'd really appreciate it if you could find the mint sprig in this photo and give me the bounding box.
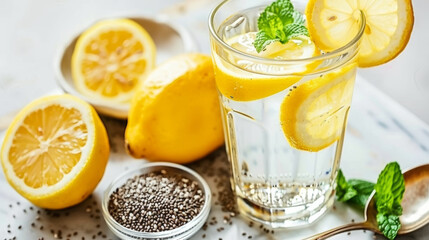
[336,162,405,240]
[374,162,405,240]
[254,0,309,52]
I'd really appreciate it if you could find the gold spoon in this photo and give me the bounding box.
[305,164,429,240]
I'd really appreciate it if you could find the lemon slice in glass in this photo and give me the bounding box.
[214,33,319,101]
[280,63,357,151]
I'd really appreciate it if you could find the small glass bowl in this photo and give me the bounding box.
[101,162,211,240]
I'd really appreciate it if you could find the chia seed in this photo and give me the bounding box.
[108,170,205,232]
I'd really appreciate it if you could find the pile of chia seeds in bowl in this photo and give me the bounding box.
[107,169,205,232]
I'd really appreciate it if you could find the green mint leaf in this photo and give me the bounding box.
[259,0,294,28]
[283,23,309,43]
[347,179,375,207]
[335,169,348,195]
[346,179,375,207]
[254,31,277,53]
[258,14,283,39]
[377,213,401,240]
[254,0,309,52]
[375,162,405,215]
[336,170,375,208]
[336,170,357,201]
[292,11,306,25]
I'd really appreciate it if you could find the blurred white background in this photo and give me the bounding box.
[0,0,428,124]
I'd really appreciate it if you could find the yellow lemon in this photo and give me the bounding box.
[306,0,414,67]
[125,54,224,164]
[1,95,109,209]
[72,18,156,103]
[280,63,357,151]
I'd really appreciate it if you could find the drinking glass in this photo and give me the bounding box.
[209,0,365,227]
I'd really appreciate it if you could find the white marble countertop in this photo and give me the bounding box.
[1,0,429,240]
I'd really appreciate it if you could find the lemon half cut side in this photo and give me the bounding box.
[1,94,109,209]
[72,18,156,103]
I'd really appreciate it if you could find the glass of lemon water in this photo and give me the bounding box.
[209,0,365,227]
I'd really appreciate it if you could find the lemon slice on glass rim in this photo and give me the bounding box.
[306,0,414,67]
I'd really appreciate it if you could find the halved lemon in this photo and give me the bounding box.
[280,63,357,151]
[1,94,109,209]
[72,18,156,103]
[213,33,319,101]
[306,0,414,67]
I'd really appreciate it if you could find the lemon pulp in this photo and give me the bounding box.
[72,19,156,103]
[1,95,109,209]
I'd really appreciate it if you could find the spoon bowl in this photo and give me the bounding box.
[305,163,429,239]
[399,164,429,234]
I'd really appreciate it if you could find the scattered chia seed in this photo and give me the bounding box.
[108,170,205,232]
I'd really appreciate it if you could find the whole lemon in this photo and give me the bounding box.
[125,53,224,163]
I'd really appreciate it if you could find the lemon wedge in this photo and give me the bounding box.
[214,33,319,101]
[1,95,109,209]
[280,63,357,151]
[306,0,414,67]
[72,18,156,103]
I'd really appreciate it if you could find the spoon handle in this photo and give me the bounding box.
[303,221,373,240]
